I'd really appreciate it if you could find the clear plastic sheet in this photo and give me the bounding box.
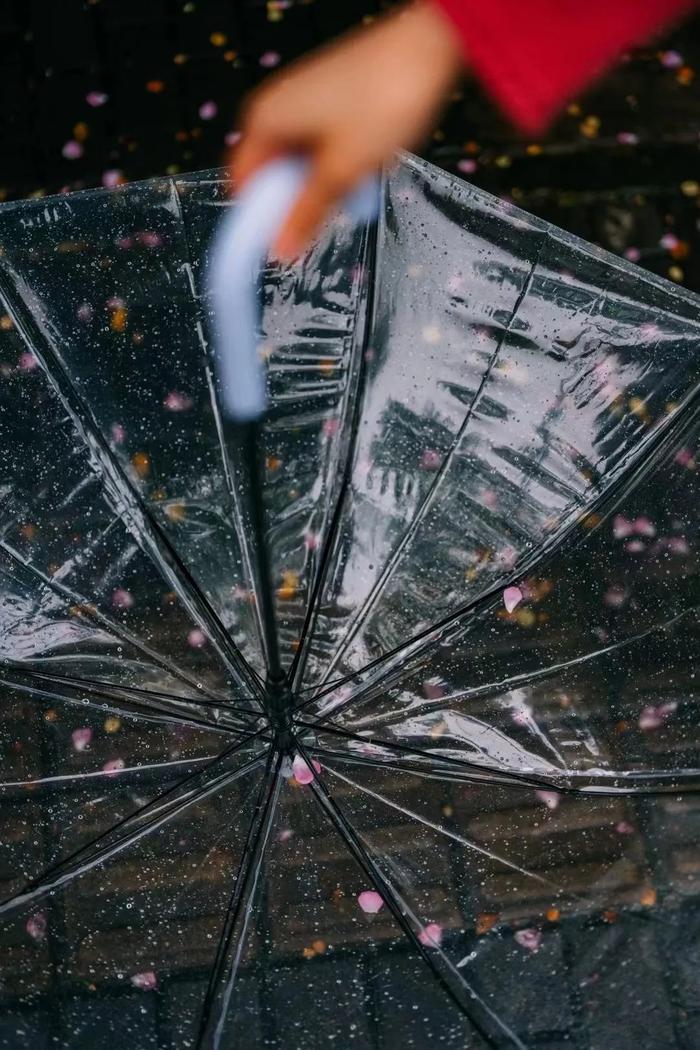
[0,154,698,1048]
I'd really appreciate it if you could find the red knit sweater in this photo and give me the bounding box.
[433,0,697,133]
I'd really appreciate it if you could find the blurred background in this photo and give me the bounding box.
[0,0,699,289]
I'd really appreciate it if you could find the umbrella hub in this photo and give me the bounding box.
[265,675,296,753]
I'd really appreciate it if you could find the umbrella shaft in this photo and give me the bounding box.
[236,421,285,686]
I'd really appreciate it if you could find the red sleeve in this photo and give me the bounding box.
[433,0,697,134]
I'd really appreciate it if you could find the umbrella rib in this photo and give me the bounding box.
[293,390,700,726]
[2,661,260,714]
[323,763,557,891]
[0,755,235,793]
[298,721,700,794]
[0,268,263,702]
[0,753,222,791]
[0,539,233,707]
[289,215,380,691]
[311,239,546,693]
[195,748,283,1050]
[296,375,700,722]
[0,665,255,736]
[298,720,572,792]
[340,603,700,727]
[0,732,267,918]
[295,737,525,1050]
[505,281,611,527]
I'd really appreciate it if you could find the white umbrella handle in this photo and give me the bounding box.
[208,157,380,423]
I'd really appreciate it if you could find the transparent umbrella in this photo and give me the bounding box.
[0,153,698,1050]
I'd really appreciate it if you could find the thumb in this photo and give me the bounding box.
[229,130,284,195]
[271,148,357,262]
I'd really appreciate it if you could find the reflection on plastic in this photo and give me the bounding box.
[0,154,697,1049]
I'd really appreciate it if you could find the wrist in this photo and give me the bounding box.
[403,1,465,81]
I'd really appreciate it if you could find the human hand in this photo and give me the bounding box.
[230,2,463,260]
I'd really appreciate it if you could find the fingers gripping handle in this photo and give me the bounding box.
[208,157,380,424]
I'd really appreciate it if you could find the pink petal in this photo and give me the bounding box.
[514,928,542,951]
[511,704,531,727]
[625,539,646,554]
[111,423,126,445]
[259,50,281,68]
[535,790,560,810]
[303,532,319,551]
[111,587,134,609]
[503,586,523,614]
[633,516,656,537]
[138,231,162,248]
[674,448,694,468]
[86,90,109,107]
[457,159,477,175]
[62,140,83,160]
[26,913,47,942]
[638,702,676,731]
[18,352,39,372]
[102,169,122,188]
[668,536,689,555]
[76,302,94,322]
[225,131,242,148]
[639,707,662,731]
[616,132,639,146]
[418,922,442,948]
[106,296,125,310]
[419,449,442,471]
[624,247,641,262]
[603,585,627,608]
[102,758,125,775]
[357,890,384,914]
[660,233,679,251]
[322,417,340,438]
[612,515,633,539]
[422,679,446,701]
[71,727,93,752]
[661,49,683,68]
[198,100,218,120]
[164,391,193,412]
[292,754,321,785]
[496,546,518,569]
[130,970,157,990]
[615,820,635,835]
[187,628,207,649]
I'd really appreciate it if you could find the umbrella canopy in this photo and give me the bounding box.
[0,153,698,1050]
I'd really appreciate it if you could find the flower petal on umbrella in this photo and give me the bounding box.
[292,754,321,785]
[612,515,633,539]
[357,890,384,914]
[130,971,157,990]
[71,727,93,752]
[503,586,523,613]
[418,923,443,948]
[514,928,542,951]
[535,790,560,810]
[26,913,47,942]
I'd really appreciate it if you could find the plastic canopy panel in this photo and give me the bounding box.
[0,154,698,1050]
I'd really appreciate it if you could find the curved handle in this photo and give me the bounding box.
[208,157,380,424]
